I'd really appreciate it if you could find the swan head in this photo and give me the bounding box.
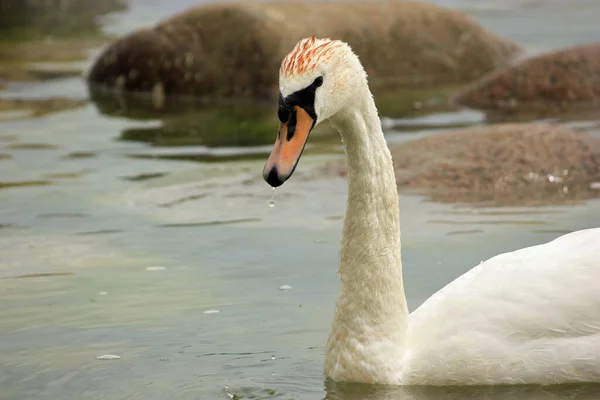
[263,37,365,187]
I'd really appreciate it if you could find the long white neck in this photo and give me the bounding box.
[324,80,408,384]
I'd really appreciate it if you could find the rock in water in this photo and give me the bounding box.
[86,1,522,102]
[454,42,600,117]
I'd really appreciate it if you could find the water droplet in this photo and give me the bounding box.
[203,309,220,314]
[99,291,108,296]
[279,285,292,290]
[268,186,276,208]
[146,266,166,271]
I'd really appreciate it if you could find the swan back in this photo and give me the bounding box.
[403,228,600,385]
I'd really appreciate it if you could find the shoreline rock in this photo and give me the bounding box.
[321,123,600,206]
[454,42,600,118]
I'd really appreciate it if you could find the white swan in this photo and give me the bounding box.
[262,37,600,386]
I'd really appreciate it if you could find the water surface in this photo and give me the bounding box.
[2,1,600,399]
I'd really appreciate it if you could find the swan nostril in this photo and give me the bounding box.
[265,166,284,187]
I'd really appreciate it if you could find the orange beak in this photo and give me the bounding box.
[263,106,315,187]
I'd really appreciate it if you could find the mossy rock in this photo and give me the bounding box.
[322,123,600,206]
[87,0,521,148]
[87,0,522,102]
[454,42,600,118]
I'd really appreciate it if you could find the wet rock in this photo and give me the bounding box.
[322,123,600,206]
[454,42,600,118]
[87,1,522,102]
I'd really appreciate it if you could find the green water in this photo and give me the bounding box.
[2,1,600,399]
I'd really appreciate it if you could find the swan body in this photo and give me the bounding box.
[402,227,600,386]
[262,37,600,386]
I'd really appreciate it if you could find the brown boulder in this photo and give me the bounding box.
[322,123,600,206]
[86,1,522,102]
[454,42,600,117]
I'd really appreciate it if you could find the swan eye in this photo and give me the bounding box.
[313,76,324,87]
[278,109,290,123]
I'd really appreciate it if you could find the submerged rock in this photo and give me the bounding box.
[454,42,600,118]
[87,1,522,102]
[322,123,600,206]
